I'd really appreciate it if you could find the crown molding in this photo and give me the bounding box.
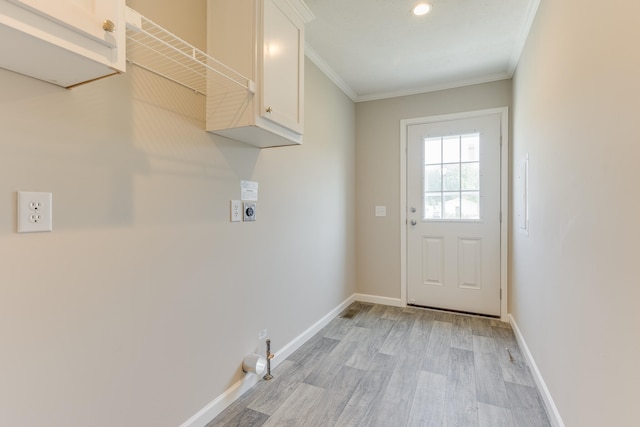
[508,0,542,74]
[304,45,358,102]
[355,72,513,103]
[287,0,315,23]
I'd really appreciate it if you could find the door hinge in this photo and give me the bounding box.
[500,288,502,300]
[500,211,502,223]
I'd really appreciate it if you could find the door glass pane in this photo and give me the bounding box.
[442,136,460,163]
[425,138,441,164]
[461,134,480,162]
[442,164,460,191]
[425,193,442,219]
[422,133,481,221]
[443,192,460,219]
[461,162,479,190]
[425,165,442,192]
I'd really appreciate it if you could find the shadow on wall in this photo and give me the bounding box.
[1,65,263,232]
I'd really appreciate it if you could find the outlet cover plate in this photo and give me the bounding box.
[17,191,52,233]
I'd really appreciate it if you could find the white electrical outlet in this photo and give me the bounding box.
[258,329,267,340]
[230,200,242,222]
[17,191,52,233]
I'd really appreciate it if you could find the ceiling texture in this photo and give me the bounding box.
[302,0,540,102]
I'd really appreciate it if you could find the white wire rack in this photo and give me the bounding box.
[124,7,254,96]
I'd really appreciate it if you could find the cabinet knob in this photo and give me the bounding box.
[265,107,273,113]
[103,19,116,33]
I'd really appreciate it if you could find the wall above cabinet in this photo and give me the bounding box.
[0,0,126,87]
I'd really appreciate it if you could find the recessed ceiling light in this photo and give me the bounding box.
[412,2,432,16]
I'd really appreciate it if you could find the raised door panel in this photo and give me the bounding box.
[260,0,303,134]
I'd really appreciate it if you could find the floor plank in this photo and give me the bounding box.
[505,381,552,427]
[421,321,453,375]
[260,382,325,427]
[407,370,447,427]
[334,352,396,426]
[300,365,365,426]
[246,361,308,416]
[451,314,474,351]
[445,348,479,427]
[478,402,515,427]
[378,310,416,355]
[473,335,510,408]
[491,326,536,387]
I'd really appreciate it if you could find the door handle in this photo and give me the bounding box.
[410,219,417,226]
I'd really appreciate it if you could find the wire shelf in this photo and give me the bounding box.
[125,7,254,96]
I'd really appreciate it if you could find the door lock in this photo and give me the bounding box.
[410,207,417,213]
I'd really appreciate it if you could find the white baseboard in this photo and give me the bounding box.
[179,374,259,427]
[273,294,357,363]
[180,294,357,427]
[509,314,565,427]
[354,293,404,307]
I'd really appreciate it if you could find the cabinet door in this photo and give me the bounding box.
[260,0,303,134]
[8,0,119,47]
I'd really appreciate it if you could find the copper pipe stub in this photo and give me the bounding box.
[263,339,274,380]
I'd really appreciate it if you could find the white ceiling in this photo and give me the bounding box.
[302,0,540,102]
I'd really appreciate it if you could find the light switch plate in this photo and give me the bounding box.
[375,205,387,217]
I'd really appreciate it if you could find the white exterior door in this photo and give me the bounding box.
[406,112,502,316]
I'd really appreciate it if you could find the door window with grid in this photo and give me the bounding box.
[424,133,481,220]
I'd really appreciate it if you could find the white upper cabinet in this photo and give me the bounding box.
[207,0,309,148]
[0,0,126,87]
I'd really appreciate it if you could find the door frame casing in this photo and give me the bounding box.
[400,107,509,321]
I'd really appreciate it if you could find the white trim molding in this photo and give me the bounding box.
[305,45,358,102]
[285,0,315,24]
[509,314,565,427]
[507,0,542,74]
[179,374,260,427]
[354,293,404,307]
[400,107,510,322]
[275,295,356,362]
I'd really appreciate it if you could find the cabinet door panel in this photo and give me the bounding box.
[261,0,303,134]
[8,0,118,47]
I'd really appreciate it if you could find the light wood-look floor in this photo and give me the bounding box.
[208,303,551,426]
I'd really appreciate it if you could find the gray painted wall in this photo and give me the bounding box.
[512,0,640,425]
[0,1,355,425]
[355,80,512,299]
